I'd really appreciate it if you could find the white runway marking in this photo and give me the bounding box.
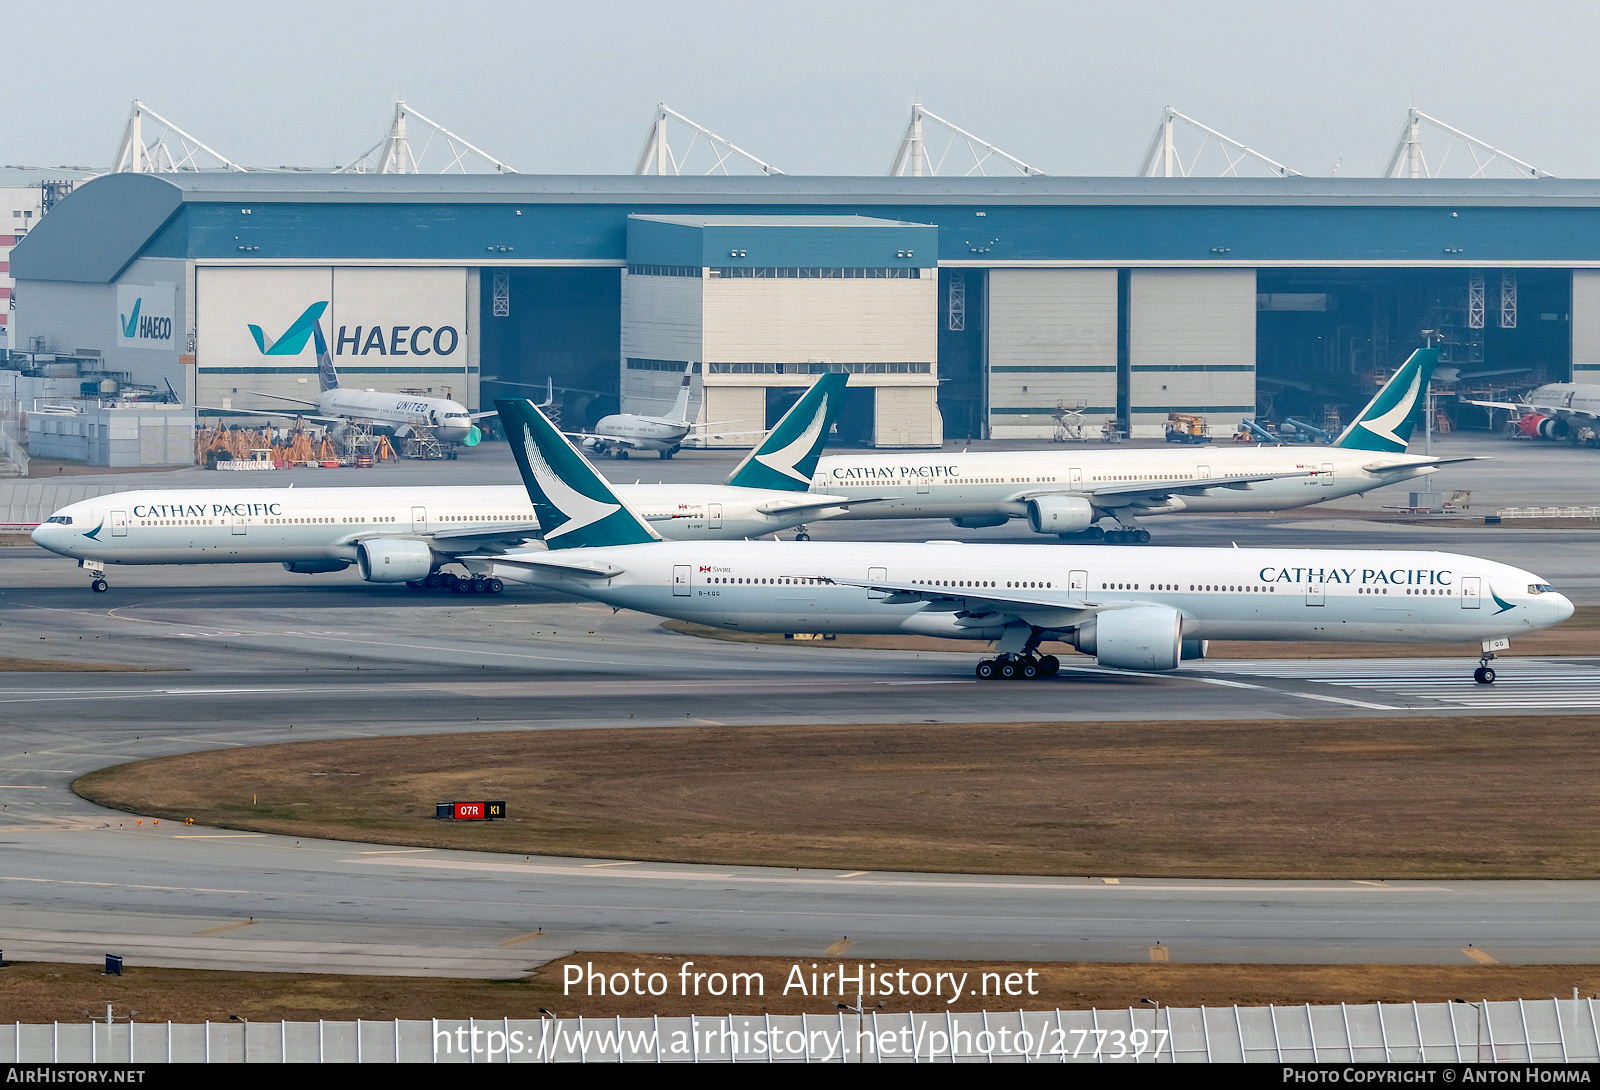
[1199,658,1600,709]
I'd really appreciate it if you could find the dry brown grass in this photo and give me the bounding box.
[4,956,1598,1022]
[0,657,169,672]
[74,716,1600,879]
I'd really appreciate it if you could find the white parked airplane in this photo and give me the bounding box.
[569,361,729,459]
[204,318,499,449]
[33,374,854,594]
[1461,382,1600,445]
[809,348,1478,542]
[472,398,1572,685]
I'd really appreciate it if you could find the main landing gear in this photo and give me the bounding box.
[1060,522,1150,544]
[407,571,505,595]
[975,653,1060,680]
[1102,528,1150,544]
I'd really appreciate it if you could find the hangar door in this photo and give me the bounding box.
[987,269,1117,439]
[1128,269,1256,439]
[1573,271,1600,381]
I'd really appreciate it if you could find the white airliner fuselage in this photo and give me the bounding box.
[812,446,1458,531]
[314,388,479,446]
[480,539,1569,648]
[32,483,849,583]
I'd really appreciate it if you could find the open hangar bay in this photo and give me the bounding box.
[1,431,1599,973]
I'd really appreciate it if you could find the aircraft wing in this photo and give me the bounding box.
[1461,397,1599,423]
[814,575,1106,629]
[423,523,545,549]
[754,494,857,517]
[459,551,626,579]
[247,390,321,408]
[1363,455,1486,474]
[469,410,500,421]
[564,430,651,451]
[1014,469,1315,507]
[198,405,342,426]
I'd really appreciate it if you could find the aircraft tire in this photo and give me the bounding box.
[1040,655,1060,675]
[425,572,445,589]
[1475,666,1496,685]
[975,659,997,680]
[91,579,108,593]
[487,578,504,594]
[998,659,1018,680]
[618,450,630,460]
[1019,659,1039,680]
[1135,530,1151,544]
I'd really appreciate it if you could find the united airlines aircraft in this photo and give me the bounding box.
[33,375,852,594]
[204,320,496,449]
[811,348,1478,542]
[472,398,1572,685]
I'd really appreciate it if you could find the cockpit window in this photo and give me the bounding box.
[45,515,73,525]
[1528,584,1555,594]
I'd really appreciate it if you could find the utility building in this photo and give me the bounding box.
[623,215,939,446]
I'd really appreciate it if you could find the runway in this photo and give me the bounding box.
[3,432,1599,975]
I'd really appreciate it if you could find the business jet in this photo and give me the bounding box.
[1461,382,1600,445]
[569,361,730,459]
[33,374,853,594]
[204,318,500,450]
[470,398,1572,685]
[810,347,1479,542]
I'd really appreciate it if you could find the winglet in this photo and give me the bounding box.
[496,399,662,549]
[725,371,849,491]
[1333,347,1440,452]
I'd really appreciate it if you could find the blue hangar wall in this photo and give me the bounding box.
[12,173,1600,440]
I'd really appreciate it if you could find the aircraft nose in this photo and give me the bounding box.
[31,522,62,553]
[1554,593,1576,624]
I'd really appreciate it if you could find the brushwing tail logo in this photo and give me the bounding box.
[1334,347,1439,452]
[519,431,621,542]
[248,301,329,356]
[1490,586,1516,614]
[754,395,832,484]
[82,519,105,541]
[1355,367,1423,449]
[119,299,141,340]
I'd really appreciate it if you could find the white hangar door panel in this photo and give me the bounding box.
[987,269,1117,439]
[1128,269,1256,438]
[1571,270,1600,380]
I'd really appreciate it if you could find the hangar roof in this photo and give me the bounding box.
[19,171,1600,283]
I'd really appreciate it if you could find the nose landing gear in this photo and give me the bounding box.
[1474,639,1508,684]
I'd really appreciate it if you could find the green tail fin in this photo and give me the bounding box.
[496,399,661,549]
[1333,347,1440,452]
[725,371,850,491]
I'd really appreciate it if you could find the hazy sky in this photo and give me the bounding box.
[9,1,1596,178]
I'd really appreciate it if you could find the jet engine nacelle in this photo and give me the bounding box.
[282,560,351,575]
[950,514,1010,529]
[1072,605,1184,671]
[1026,495,1095,535]
[356,538,435,583]
[1518,413,1567,440]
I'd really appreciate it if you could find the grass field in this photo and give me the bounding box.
[5,956,1598,1022]
[75,715,1600,879]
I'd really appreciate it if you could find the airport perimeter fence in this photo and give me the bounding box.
[4,998,1599,1063]
[0,399,26,478]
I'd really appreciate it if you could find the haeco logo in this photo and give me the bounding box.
[249,301,458,358]
[120,298,172,343]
